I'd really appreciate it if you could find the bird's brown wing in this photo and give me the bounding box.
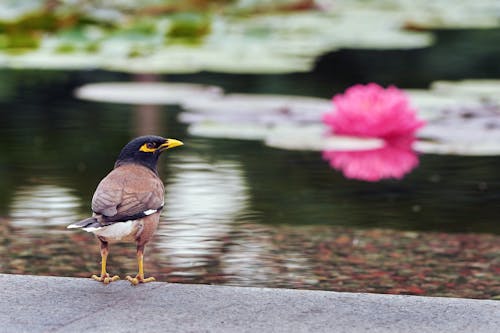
[91,164,165,224]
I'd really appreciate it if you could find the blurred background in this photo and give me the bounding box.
[0,0,499,299]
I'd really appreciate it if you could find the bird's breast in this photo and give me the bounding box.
[92,219,143,242]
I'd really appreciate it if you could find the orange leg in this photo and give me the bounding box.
[126,245,156,285]
[91,239,120,284]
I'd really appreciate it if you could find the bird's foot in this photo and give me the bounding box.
[125,274,156,286]
[91,273,120,284]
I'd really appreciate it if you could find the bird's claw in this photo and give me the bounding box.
[126,275,156,285]
[91,273,120,284]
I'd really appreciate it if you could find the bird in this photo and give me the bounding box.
[67,135,183,285]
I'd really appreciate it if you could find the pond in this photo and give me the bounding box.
[0,29,499,299]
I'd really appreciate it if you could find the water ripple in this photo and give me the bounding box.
[10,184,81,229]
[157,153,250,270]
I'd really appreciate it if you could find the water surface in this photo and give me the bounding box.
[1,31,500,297]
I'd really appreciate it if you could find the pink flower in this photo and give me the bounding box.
[322,136,419,182]
[323,83,425,139]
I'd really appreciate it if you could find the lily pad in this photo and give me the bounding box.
[416,102,500,155]
[141,46,313,74]
[0,1,43,21]
[181,93,330,140]
[262,120,500,156]
[323,9,434,49]
[431,80,500,103]
[265,125,385,151]
[406,89,484,121]
[188,122,270,141]
[74,82,223,105]
[415,140,500,156]
[400,1,500,29]
[182,93,329,115]
[4,50,104,69]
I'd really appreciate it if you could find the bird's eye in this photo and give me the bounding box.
[146,142,155,149]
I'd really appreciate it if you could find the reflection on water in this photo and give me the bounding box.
[323,136,419,182]
[10,183,80,228]
[134,104,165,136]
[220,223,318,287]
[157,153,249,275]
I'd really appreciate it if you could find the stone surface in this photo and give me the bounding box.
[0,274,498,332]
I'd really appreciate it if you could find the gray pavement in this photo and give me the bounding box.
[0,274,498,332]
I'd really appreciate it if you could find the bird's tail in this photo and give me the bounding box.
[67,217,99,230]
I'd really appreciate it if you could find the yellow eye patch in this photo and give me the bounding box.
[139,143,156,153]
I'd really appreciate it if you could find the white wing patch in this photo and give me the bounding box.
[67,223,84,229]
[144,209,157,216]
[82,226,102,232]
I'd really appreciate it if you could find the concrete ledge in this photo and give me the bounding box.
[0,274,498,333]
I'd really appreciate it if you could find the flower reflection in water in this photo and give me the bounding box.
[323,136,419,182]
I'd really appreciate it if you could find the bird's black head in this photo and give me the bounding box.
[115,135,183,172]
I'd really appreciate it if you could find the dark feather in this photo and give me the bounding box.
[67,217,98,229]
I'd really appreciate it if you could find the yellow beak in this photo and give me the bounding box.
[159,138,184,151]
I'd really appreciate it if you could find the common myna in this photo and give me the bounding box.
[68,135,183,285]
